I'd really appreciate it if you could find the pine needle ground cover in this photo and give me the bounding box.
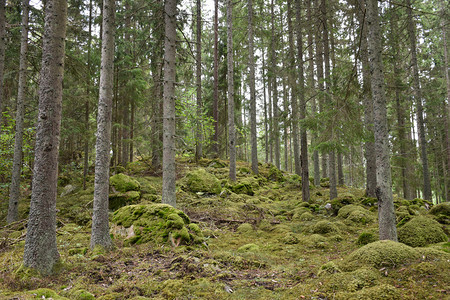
[0,158,448,299]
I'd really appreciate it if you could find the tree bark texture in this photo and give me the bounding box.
[227,0,236,181]
[90,0,115,249]
[366,0,397,241]
[287,0,301,177]
[8,0,29,224]
[195,0,203,161]
[212,0,219,157]
[0,0,5,129]
[406,0,431,201]
[271,0,280,170]
[23,0,67,274]
[295,0,310,202]
[162,0,177,206]
[357,0,377,197]
[248,0,258,175]
[441,2,450,202]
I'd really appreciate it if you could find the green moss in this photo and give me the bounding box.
[71,289,95,300]
[345,240,419,269]
[357,232,377,246]
[230,177,258,195]
[280,232,299,244]
[330,193,356,214]
[109,190,141,211]
[306,234,328,249]
[347,209,374,224]
[360,197,377,207]
[110,173,140,192]
[184,168,222,194]
[29,288,69,299]
[398,216,447,247]
[166,213,185,229]
[298,211,314,221]
[188,223,202,234]
[267,165,284,182]
[429,202,450,216]
[318,261,341,276]
[338,205,365,218]
[173,227,190,243]
[338,284,402,300]
[237,243,260,252]
[311,220,340,234]
[237,223,253,233]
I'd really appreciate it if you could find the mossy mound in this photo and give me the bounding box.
[347,209,375,224]
[111,204,204,246]
[237,243,260,253]
[109,190,141,211]
[357,232,378,245]
[29,288,69,299]
[110,173,140,193]
[230,177,258,196]
[183,168,222,195]
[311,220,340,234]
[267,165,284,182]
[398,216,447,247]
[320,267,380,293]
[330,193,356,214]
[429,202,450,224]
[344,240,419,269]
[335,284,401,300]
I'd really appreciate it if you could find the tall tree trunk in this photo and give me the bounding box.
[294,0,310,202]
[83,0,93,190]
[7,0,29,224]
[271,0,280,170]
[406,0,431,201]
[357,0,377,197]
[321,0,337,200]
[441,1,450,201]
[287,0,301,176]
[262,49,269,163]
[248,0,258,174]
[307,0,320,186]
[0,0,5,130]
[90,0,115,250]
[212,0,219,157]
[366,0,397,241]
[195,0,202,161]
[162,0,177,206]
[227,0,236,181]
[23,0,67,274]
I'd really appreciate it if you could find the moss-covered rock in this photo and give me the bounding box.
[338,205,365,218]
[347,209,374,224]
[109,190,141,211]
[321,267,379,293]
[29,288,69,299]
[184,168,222,194]
[280,232,299,244]
[267,165,284,182]
[71,289,95,300]
[357,232,378,246]
[237,243,260,253]
[335,284,401,300]
[330,193,356,214]
[429,202,450,224]
[344,240,419,269]
[230,177,258,196]
[110,173,140,193]
[311,220,340,234]
[111,204,204,246]
[397,216,447,247]
[318,261,342,276]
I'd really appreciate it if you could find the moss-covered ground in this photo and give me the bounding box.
[0,157,448,299]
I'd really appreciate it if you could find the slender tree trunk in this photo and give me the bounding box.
[406,0,431,201]
[287,0,301,176]
[130,97,134,162]
[162,0,177,206]
[7,0,29,224]
[262,50,269,163]
[0,0,5,130]
[23,0,67,274]
[227,0,236,181]
[307,0,320,186]
[294,0,310,202]
[321,0,337,199]
[195,0,203,161]
[441,2,450,201]
[83,0,93,190]
[357,0,377,197]
[366,0,397,241]
[248,0,258,174]
[90,0,115,250]
[270,0,280,169]
[212,0,219,157]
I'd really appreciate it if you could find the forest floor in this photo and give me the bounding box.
[0,157,449,299]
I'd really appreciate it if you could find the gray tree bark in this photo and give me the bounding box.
[162,0,177,205]
[441,1,450,202]
[195,0,203,161]
[0,0,5,129]
[90,0,115,250]
[294,0,310,202]
[212,0,219,157]
[23,0,67,274]
[227,0,236,181]
[287,0,301,177]
[366,0,397,241]
[7,0,29,224]
[406,0,431,201]
[271,0,280,170]
[357,0,377,197]
[248,0,258,175]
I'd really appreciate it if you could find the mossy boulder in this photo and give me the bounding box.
[311,220,340,234]
[429,202,450,224]
[109,190,141,211]
[347,209,374,224]
[344,240,419,269]
[280,232,299,244]
[110,173,140,193]
[397,216,447,247]
[111,204,204,246]
[330,193,356,214]
[230,177,258,196]
[320,267,380,293]
[184,168,222,194]
[267,165,284,182]
[335,284,401,300]
[29,288,69,299]
[357,232,378,246]
[338,205,365,218]
[70,289,95,300]
[237,243,260,253]
[318,261,342,276]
